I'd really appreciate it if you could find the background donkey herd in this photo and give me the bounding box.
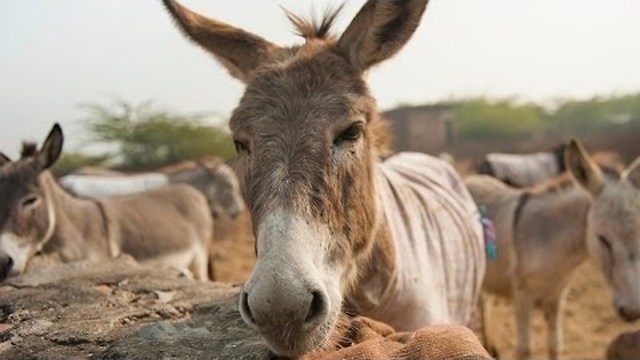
[1,0,639,359]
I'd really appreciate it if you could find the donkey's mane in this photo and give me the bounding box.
[21,142,38,158]
[527,164,623,197]
[283,4,344,40]
[158,160,199,174]
[527,173,574,196]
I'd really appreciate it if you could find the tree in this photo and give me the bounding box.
[81,99,234,169]
[453,98,543,141]
[52,152,110,177]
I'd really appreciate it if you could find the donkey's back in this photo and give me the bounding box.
[374,152,485,328]
[102,184,213,280]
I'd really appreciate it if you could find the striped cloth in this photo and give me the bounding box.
[357,152,485,330]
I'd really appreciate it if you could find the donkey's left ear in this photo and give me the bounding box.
[337,0,429,71]
[565,139,604,197]
[163,0,277,83]
[623,156,640,189]
[37,123,64,170]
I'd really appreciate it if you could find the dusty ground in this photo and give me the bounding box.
[212,212,639,360]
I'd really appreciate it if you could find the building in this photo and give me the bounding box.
[382,104,456,154]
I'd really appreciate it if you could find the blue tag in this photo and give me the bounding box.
[479,206,497,261]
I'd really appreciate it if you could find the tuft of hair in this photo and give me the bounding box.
[21,141,38,159]
[282,4,344,40]
[371,118,394,160]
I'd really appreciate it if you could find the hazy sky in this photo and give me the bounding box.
[1,0,639,157]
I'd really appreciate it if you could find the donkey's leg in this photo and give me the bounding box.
[478,293,500,358]
[543,294,565,360]
[514,288,534,360]
[189,244,210,281]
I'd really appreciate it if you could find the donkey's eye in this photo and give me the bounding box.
[334,122,364,145]
[233,140,249,154]
[21,195,39,208]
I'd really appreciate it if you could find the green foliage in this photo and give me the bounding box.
[81,99,234,169]
[549,93,640,135]
[449,93,640,141]
[52,152,110,177]
[453,98,543,141]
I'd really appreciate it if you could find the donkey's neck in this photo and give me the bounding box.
[39,172,111,262]
[347,163,396,313]
[523,184,592,269]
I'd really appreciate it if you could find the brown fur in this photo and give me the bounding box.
[163,0,431,356]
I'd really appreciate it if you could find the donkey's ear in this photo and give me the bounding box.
[337,0,429,71]
[163,0,276,83]
[565,139,604,196]
[37,123,64,170]
[623,156,640,189]
[0,152,11,167]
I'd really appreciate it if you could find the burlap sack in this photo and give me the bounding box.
[301,316,492,360]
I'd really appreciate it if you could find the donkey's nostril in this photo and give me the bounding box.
[305,290,328,326]
[6,257,13,268]
[240,291,256,326]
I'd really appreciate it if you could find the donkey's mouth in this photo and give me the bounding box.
[261,323,333,358]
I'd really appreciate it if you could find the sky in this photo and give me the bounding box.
[1,0,639,157]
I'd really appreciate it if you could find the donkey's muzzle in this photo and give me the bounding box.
[238,276,330,355]
[240,286,328,331]
[0,254,13,281]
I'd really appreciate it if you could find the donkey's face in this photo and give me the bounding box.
[0,124,63,281]
[567,140,640,322]
[201,160,245,218]
[164,0,428,355]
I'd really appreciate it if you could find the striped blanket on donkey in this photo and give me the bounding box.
[354,152,486,330]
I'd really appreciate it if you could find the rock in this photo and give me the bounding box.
[0,256,271,360]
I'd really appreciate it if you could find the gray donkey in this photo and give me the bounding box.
[0,124,214,281]
[466,139,640,359]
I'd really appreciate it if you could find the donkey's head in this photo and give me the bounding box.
[164,0,428,355]
[566,139,640,322]
[0,124,63,281]
[198,157,245,218]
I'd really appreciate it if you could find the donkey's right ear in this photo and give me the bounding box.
[37,123,64,170]
[337,0,430,72]
[0,152,11,167]
[565,139,604,197]
[163,0,276,83]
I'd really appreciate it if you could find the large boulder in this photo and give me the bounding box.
[0,256,271,360]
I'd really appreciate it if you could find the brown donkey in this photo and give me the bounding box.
[0,124,214,281]
[164,0,485,356]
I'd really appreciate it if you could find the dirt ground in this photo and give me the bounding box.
[212,212,638,360]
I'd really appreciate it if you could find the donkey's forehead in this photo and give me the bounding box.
[230,48,370,130]
[0,160,39,185]
[593,184,640,221]
[0,161,39,225]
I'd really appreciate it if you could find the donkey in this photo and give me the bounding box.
[163,0,485,357]
[466,139,640,360]
[0,124,214,281]
[61,156,245,219]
